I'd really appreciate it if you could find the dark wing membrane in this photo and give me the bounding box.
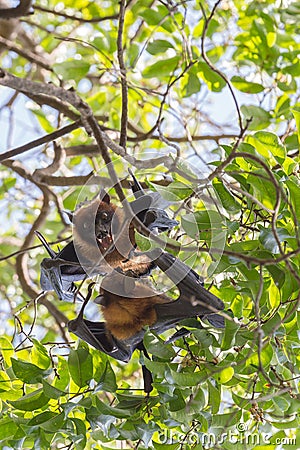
[130,195,153,225]
[153,251,224,328]
[68,317,139,363]
[203,313,225,328]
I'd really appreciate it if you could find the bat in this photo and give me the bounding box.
[68,250,225,392]
[37,172,178,301]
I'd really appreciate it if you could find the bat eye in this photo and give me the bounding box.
[83,222,89,229]
[101,211,109,221]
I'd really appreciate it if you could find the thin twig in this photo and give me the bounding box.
[200,0,243,131]
[117,0,128,149]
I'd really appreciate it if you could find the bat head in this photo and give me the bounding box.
[72,190,119,256]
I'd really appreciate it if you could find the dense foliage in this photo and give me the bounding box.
[0,0,299,448]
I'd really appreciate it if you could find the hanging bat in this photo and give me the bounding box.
[37,172,178,301]
[68,250,225,392]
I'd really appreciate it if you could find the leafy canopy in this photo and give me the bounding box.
[0,0,300,449]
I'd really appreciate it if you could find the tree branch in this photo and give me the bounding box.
[0,0,32,19]
[33,4,118,23]
[0,35,52,71]
[0,121,81,162]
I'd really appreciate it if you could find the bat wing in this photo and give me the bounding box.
[152,251,225,331]
[68,316,153,391]
[68,317,136,362]
[40,259,78,302]
[37,232,86,301]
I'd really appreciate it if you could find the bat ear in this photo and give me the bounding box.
[63,210,74,223]
[99,189,110,204]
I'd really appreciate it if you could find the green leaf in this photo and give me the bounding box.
[211,410,242,428]
[259,227,291,254]
[39,412,66,432]
[268,280,281,309]
[31,339,51,370]
[139,9,168,26]
[144,332,175,360]
[147,39,174,55]
[54,356,70,391]
[287,178,300,222]
[247,344,273,371]
[232,392,251,409]
[0,177,16,194]
[197,62,226,92]
[53,60,90,81]
[0,418,18,441]
[221,316,240,350]
[292,106,300,144]
[231,76,264,93]
[283,61,300,76]
[167,368,206,387]
[241,105,271,130]
[168,388,186,411]
[272,396,290,412]
[95,397,132,418]
[208,380,220,414]
[42,379,65,399]
[27,411,59,427]
[271,417,299,429]
[142,56,180,78]
[150,181,193,201]
[0,337,14,366]
[134,230,152,251]
[213,180,240,214]
[182,71,201,97]
[192,328,214,347]
[8,388,49,411]
[247,131,286,163]
[266,265,285,289]
[11,358,50,384]
[247,171,276,210]
[182,210,227,243]
[68,348,93,388]
[116,393,147,410]
[95,361,117,392]
[188,386,206,412]
[217,366,234,384]
[70,418,87,450]
[153,443,180,450]
[274,94,290,117]
[128,43,139,67]
[0,370,12,392]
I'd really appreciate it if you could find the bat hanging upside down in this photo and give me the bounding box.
[36,171,178,301]
[68,250,225,393]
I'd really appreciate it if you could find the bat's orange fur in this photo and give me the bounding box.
[100,274,170,340]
